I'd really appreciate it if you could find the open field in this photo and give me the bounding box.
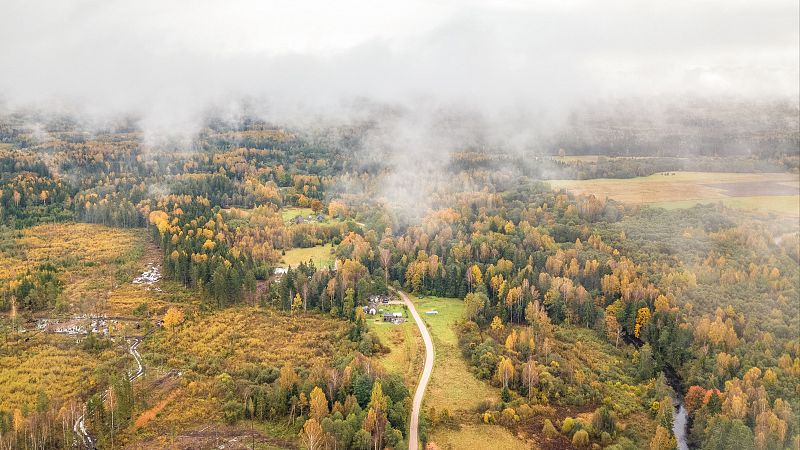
[406,295,498,412]
[281,207,314,223]
[279,243,334,268]
[369,302,424,388]
[548,171,800,216]
[556,155,675,163]
[406,294,528,449]
[429,424,529,450]
[649,195,800,216]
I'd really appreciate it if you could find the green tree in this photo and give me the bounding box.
[701,417,755,450]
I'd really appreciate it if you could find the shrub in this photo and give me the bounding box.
[591,406,616,436]
[572,429,590,447]
[562,416,575,434]
[222,399,242,424]
[499,408,519,426]
[542,419,559,438]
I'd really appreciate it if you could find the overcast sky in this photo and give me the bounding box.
[0,0,797,130]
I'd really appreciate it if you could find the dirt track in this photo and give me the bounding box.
[394,289,434,450]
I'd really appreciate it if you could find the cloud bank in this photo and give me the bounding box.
[0,0,797,134]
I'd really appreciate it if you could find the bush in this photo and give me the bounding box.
[222,399,242,424]
[562,416,575,434]
[572,429,590,447]
[591,406,616,436]
[542,419,559,438]
[499,408,519,426]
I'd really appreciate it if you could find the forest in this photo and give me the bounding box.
[0,107,797,450]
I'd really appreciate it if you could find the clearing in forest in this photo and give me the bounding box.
[280,243,335,268]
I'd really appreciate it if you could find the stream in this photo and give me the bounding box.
[663,363,690,450]
[623,333,690,449]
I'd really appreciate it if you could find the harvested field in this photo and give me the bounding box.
[548,172,799,216]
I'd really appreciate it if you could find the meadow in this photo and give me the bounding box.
[279,243,335,268]
[368,302,424,388]
[281,207,314,223]
[548,171,800,216]
[405,294,529,449]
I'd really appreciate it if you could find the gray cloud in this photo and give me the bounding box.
[0,0,796,131]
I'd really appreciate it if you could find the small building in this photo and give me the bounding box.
[369,294,391,304]
[425,310,438,315]
[383,312,403,322]
[274,267,288,276]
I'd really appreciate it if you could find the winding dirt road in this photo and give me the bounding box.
[74,337,145,449]
[394,289,434,450]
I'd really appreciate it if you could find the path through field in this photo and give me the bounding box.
[394,289,434,450]
[74,336,145,449]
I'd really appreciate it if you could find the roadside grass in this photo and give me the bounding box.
[280,243,334,268]
[547,171,799,216]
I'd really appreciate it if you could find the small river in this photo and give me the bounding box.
[623,333,690,448]
[661,357,690,449]
[672,400,689,450]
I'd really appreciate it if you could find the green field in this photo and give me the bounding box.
[649,195,800,216]
[429,424,530,450]
[407,295,498,411]
[406,294,528,449]
[281,207,314,223]
[279,243,334,268]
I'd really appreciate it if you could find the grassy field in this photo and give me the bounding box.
[281,207,314,223]
[429,424,530,450]
[369,302,424,388]
[649,194,800,216]
[406,294,528,449]
[279,243,334,268]
[407,295,498,412]
[548,171,799,216]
